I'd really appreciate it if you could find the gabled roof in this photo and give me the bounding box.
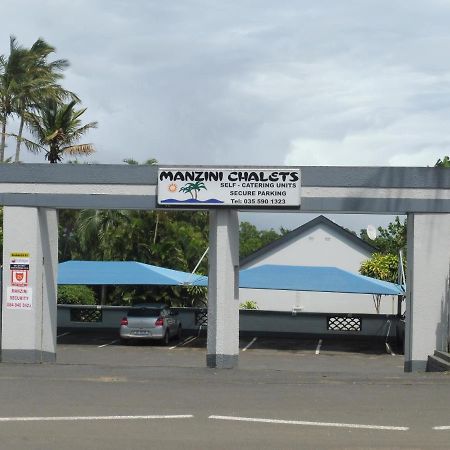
[240,215,377,268]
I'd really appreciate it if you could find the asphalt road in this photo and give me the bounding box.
[0,331,449,449]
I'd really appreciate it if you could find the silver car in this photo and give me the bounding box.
[120,303,182,345]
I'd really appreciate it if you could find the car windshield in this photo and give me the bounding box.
[127,308,161,318]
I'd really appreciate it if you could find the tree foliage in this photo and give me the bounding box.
[359,253,400,283]
[57,285,96,305]
[239,221,288,259]
[239,300,259,310]
[359,217,407,283]
[359,216,406,255]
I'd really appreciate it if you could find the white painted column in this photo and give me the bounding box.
[405,213,450,371]
[207,209,240,368]
[1,207,58,363]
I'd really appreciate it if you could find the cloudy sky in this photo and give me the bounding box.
[2,0,448,231]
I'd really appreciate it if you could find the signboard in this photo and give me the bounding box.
[11,270,28,286]
[10,252,30,287]
[6,286,33,310]
[157,168,301,208]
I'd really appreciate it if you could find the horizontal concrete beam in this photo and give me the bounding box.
[0,165,449,213]
[1,165,449,188]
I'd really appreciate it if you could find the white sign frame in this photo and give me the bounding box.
[157,168,301,209]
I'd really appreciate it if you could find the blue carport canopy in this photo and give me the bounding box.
[58,261,404,295]
[58,261,197,286]
[230,264,404,295]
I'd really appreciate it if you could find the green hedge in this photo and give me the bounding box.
[57,285,96,305]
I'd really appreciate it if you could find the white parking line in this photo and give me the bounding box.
[0,414,194,422]
[385,342,396,356]
[242,337,257,352]
[98,340,119,348]
[57,332,71,338]
[433,426,450,430]
[170,336,193,349]
[315,339,322,355]
[209,415,409,431]
[170,336,196,349]
[181,336,198,346]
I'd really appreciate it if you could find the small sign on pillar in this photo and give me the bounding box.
[6,252,32,310]
[6,286,33,310]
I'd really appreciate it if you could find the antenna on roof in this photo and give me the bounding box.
[366,224,377,240]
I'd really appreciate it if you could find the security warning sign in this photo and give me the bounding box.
[10,253,30,270]
[6,286,33,310]
[11,270,28,285]
[10,252,30,258]
[10,252,30,286]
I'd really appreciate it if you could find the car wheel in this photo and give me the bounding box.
[177,325,182,341]
[163,331,170,346]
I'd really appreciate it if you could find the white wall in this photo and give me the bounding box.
[240,222,395,314]
[243,224,371,270]
[239,289,397,314]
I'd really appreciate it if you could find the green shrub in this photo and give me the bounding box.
[58,285,96,305]
[359,253,400,283]
[239,300,259,310]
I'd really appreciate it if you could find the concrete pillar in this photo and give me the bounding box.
[405,213,450,372]
[1,207,58,363]
[206,209,240,368]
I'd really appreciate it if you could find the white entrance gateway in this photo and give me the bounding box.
[0,164,449,371]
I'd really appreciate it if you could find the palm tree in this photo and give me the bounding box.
[180,181,206,199]
[76,209,130,260]
[24,99,97,163]
[0,37,26,162]
[13,38,74,162]
[0,36,74,163]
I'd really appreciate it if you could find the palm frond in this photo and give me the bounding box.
[123,158,139,165]
[48,59,69,71]
[71,107,88,121]
[7,132,45,154]
[62,144,95,156]
[68,121,98,141]
[45,129,61,142]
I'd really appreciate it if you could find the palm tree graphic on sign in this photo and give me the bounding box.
[179,181,207,200]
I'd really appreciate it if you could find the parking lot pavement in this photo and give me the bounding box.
[55,330,405,375]
[0,331,448,449]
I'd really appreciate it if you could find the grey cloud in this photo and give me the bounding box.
[1,0,450,167]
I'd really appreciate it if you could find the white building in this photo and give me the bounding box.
[240,215,398,314]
